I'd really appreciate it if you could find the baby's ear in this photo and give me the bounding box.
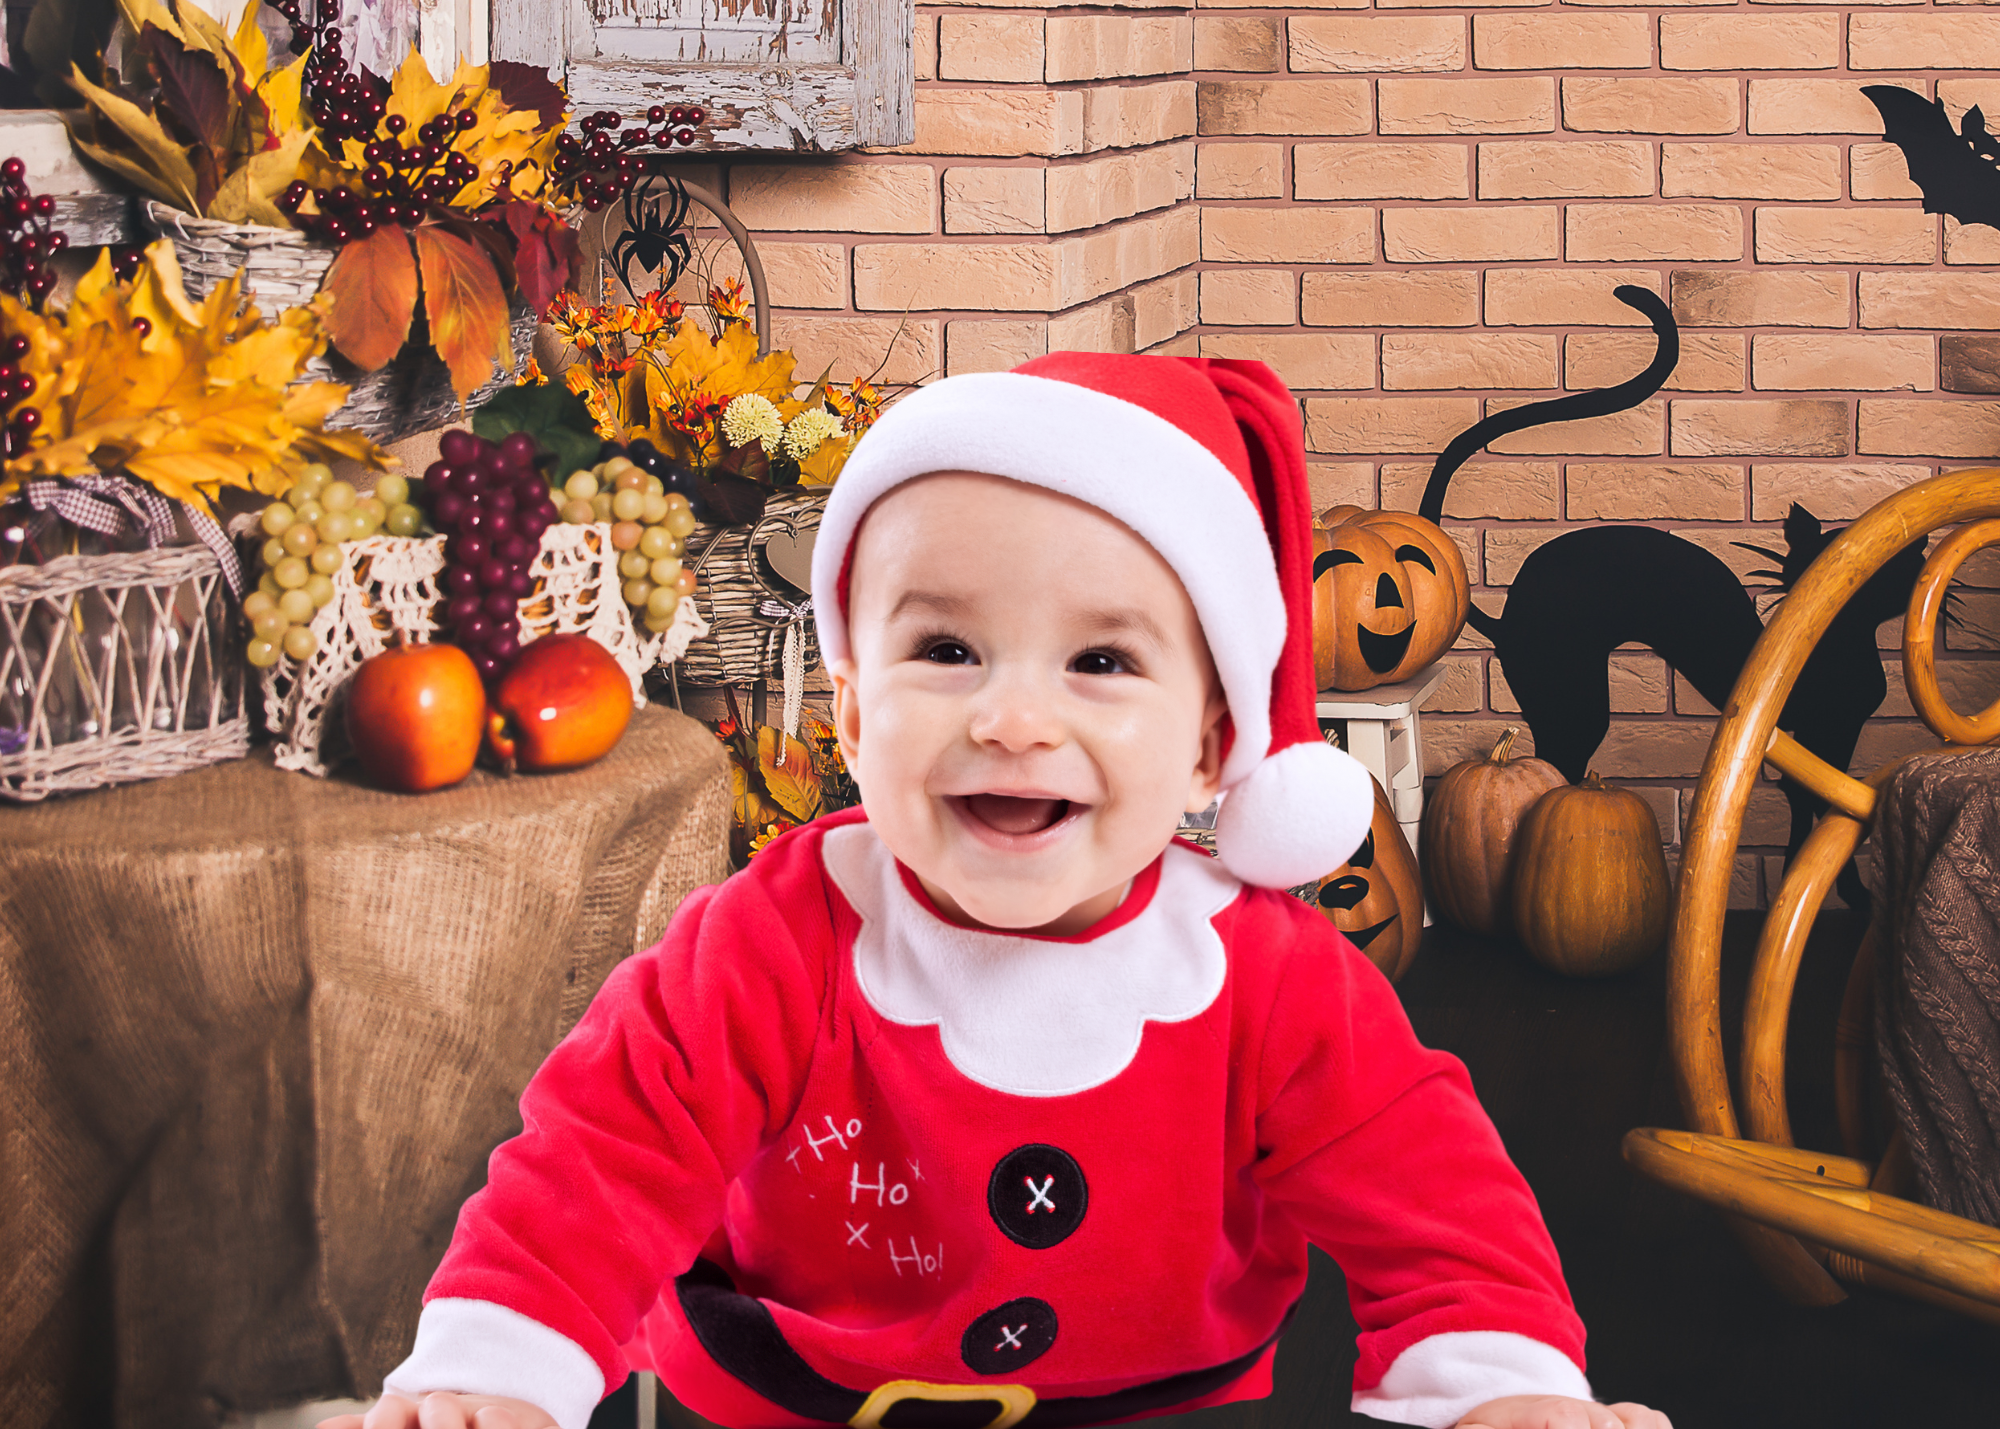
[829,658,862,771]
[1185,699,1229,814]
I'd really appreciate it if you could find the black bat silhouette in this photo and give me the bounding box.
[1864,84,2000,232]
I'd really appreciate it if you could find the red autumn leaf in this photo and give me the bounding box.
[500,201,580,317]
[414,222,512,400]
[142,22,233,208]
[321,225,420,372]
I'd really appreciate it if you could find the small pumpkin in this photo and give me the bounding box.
[1310,774,1423,981]
[1420,726,1568,938]
[1313,507,1471,691]
[1510,772,1671,977]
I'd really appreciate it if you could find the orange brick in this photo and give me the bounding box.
[1860,400,2000,458]
[1308,463,1378,510]
[1591,721,1716,780]
[1304,397,1482,455]
[1379,77,1554,135]
[1303,270,1480,327]
[944,167,1044,234]
[1493,653,1669,717]
[1660,14,1838,71]
[1082,83,1196,153]
[1567,204,1743,262]
[1047,16,1192,83]
[1670,400,1849,457]
[1198,0,1364,11]
[854,242,1058,311]
[1749,463,1930,520]
[1202,206,1374,263]
[1473,13,1650,71]
[730,163,935,233]
[1565,462,1744,520]
[1485,396,1665,455]
[1383,206,1559,262]
[1668,528,1777,583]
[1198,80,1371,137]
[1671,270,1849,328]
[755,243,848,308]
[1851,14,2000,70]
[1562,77,1739,135]
[1752,334,1934,393]
[1484,268,1664,327]
[1862,273,2000,330]
[1380,460,1560,518]
[1047,297,1134,354]
[907,89,1081,157]
[1290,15,1464,72]
[1476,140,1651,200]
[1194,15,1280,71]
[1132,270,1199,349]
[1938,79,2000,125]
[1661,143,1840,200]
[1199,268,1296,326]
[1748,78,1922,136]
[1381,333,1559,391]
[1946,217,2000,267]
[1945,335,2000,394]
[1046,143,1193,232]
[1199,332,1375,389]
[1567,332,1746,391]
[1756,209,1935,265]
[914,15,938,80]
[1296,142,1469,200]
[1479,527,1561,585]
[1422,656,1486,714]
[771,316,942,386]
[1197,142,1284,199]
[938,15,1044,83]
[947,319,1047,376]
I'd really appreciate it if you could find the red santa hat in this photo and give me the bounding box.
[810,351,1373,889]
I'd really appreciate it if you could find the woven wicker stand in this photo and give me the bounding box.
[145,201,535,446]
[0,544,247,800]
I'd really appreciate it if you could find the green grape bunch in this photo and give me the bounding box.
[557,453,699,633]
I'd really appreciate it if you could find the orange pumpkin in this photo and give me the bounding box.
[1314,507,1471,690]
[1419,726,1568,938]
[1511,772,1671,977]
[1310,775,1423,981]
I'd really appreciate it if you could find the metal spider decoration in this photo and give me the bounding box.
[608,175,695,302]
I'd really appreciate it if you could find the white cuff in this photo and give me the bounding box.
[381,1297,608,1429]
[1352,1331,1594,1429]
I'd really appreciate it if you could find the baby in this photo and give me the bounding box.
[326,355,1669,1429]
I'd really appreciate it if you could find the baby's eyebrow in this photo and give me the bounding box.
[886,589,975,622]
[1073,607,1169,650]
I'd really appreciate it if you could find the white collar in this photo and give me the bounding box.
[821,823,1237,1097]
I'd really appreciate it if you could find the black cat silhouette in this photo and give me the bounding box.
[1417,286,1928,910]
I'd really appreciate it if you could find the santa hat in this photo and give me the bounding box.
[809,351,1373,890]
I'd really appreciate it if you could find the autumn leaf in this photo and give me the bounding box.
[65,69,200,210]
[488,59,566,130]
[142,22,233,159]
[322,225,420,372]
[500,200,579,317]
[414,223,511,399]
[758,726,823,824]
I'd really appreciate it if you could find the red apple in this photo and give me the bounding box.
[344,641,488,792]
[486,633,632,774]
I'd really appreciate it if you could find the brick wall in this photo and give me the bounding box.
[663,0,2000,907]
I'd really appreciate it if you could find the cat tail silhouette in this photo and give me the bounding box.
[1417,284,1679,565]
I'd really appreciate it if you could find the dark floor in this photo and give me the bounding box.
[597,912,2000,1429]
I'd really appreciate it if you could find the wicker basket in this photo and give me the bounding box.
[257,520,707,776]
[676,488,824,687]
[144,201,537,446]
[0,545,247,800]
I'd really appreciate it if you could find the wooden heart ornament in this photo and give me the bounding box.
[1313,507,1470,691]
[762,527,816,595]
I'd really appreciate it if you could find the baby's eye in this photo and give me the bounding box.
[921,639,975,665]
[1070,649,1128,676]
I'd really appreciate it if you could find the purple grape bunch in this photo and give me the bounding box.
[422,428,560,683]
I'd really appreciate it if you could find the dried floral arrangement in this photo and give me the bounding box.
[711,689,859,866]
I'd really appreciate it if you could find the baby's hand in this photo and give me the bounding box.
[315,1390,560,1429]
[1455,1395,1671,1429]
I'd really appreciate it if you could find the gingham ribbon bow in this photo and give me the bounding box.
[756,594,813,738]
[24,475,245,597]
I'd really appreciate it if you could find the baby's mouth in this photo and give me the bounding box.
[961,792,1073,834]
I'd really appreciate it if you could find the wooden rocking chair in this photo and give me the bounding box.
[1623,467,2000,1326]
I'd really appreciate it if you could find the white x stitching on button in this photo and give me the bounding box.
[846,1221,871,1247]
[1023,1175,1055,1214]
[994,1324,1027,1352]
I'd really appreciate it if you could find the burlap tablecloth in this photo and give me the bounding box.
[0,706,731,1429]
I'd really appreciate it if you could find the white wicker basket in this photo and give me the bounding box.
[144,201,537,447]
[0,544,247,800]
[258,521,707,776]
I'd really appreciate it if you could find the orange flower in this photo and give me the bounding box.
[631,288,685,339]
[828,378,884,433]
[546,291,597,350]
[707,277,750,325]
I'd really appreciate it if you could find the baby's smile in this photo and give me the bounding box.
[950,791,1079,840]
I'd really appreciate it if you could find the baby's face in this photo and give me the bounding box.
[831,472,1227,937]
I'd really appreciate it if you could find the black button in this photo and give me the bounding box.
[987,1144,1087,1249]
[961,1297,1058,1376]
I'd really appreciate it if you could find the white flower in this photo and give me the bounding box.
[781,407,844,461]
[720,393,784,451]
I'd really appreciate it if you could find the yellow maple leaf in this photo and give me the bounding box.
[758,725,823,824]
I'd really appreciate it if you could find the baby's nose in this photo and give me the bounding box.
[966,666,1065,750]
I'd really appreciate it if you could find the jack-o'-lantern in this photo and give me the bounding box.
[1310,774,1422,981]
[1313,507,1471,690]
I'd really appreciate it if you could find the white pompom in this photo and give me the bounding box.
[1213,740,1376,889]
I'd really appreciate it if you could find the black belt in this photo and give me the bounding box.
[675,1259,1295,1429]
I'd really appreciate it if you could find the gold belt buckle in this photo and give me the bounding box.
[847,1379,1036,1429]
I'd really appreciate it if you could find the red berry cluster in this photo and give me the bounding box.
[291,4,390,142]
[0,334,41,459]
[0,158,66,310]
[278,108,488,240]
[420,428,562,683]
[552,107,706,211]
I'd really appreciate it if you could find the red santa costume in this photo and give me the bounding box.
[384,354,1597,1429]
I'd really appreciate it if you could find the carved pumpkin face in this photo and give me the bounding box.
[1312,776,1422,981]
[1312,523,1415,693]
[1314,507,1472,690]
